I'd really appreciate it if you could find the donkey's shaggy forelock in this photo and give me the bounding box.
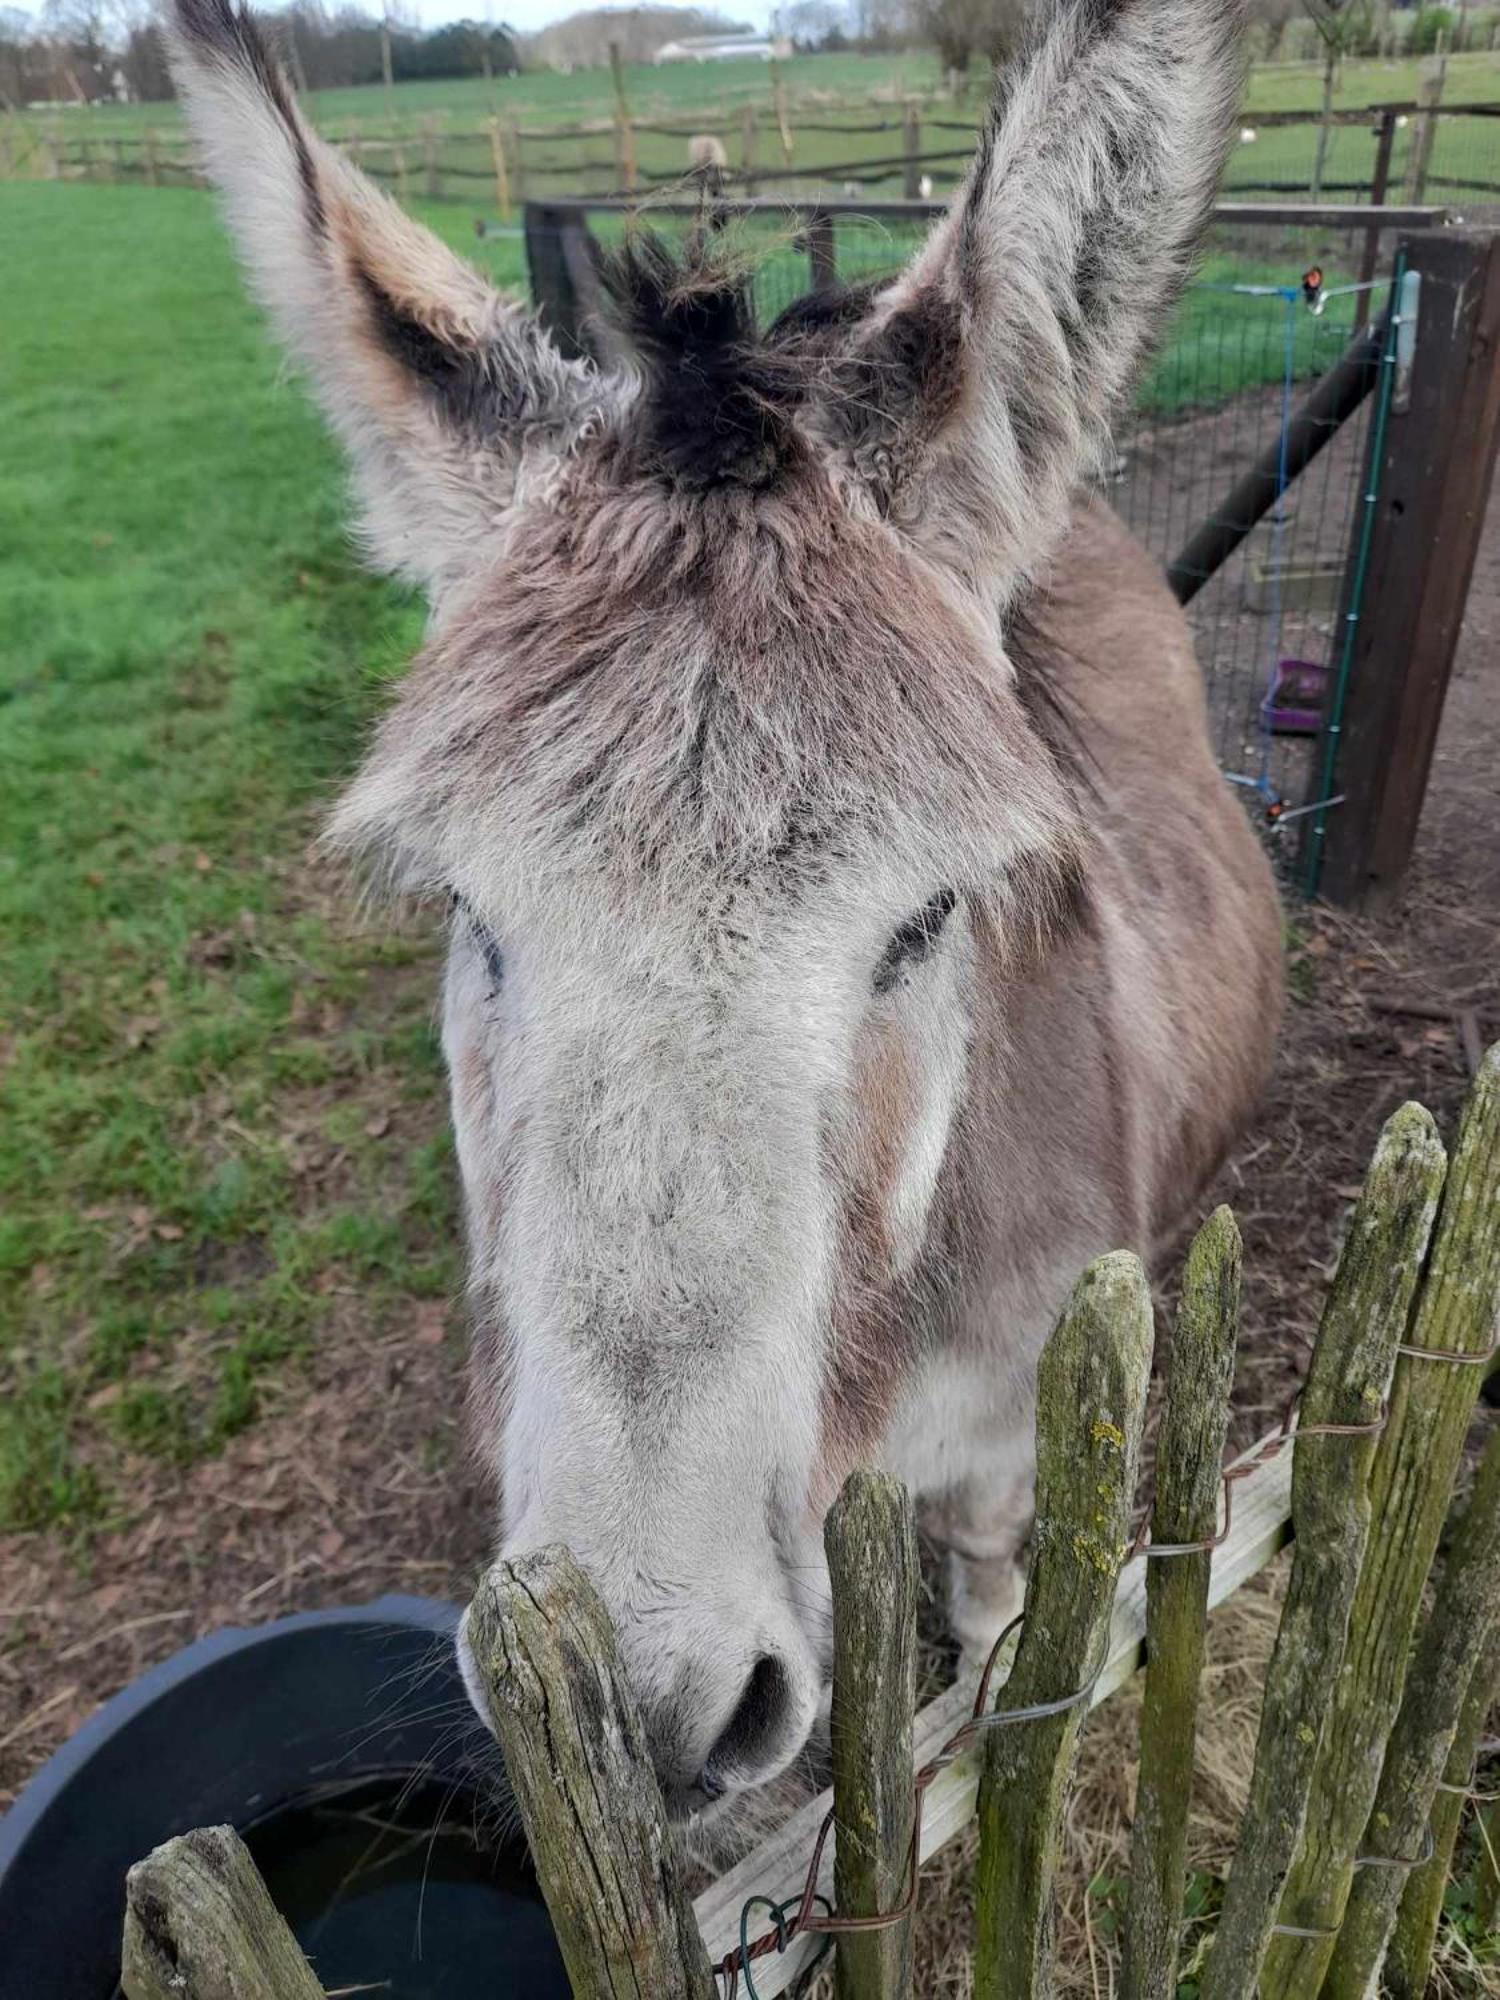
[168,0,1279,1825]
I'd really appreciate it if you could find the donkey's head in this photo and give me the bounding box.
[170,0,1241,1813]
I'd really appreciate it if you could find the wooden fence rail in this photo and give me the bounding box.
[13,90,1500,206]
[120,1047,1500,2000]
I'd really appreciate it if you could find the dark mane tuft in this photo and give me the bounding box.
[598,231,809,493]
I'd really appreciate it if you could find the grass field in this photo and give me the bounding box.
[0,181,514,1534]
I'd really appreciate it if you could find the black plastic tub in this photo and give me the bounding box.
[0,1594,568,2000]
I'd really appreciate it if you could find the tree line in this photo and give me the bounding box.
[0,1,521,108]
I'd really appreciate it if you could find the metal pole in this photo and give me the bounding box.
[1167,311,1388,605]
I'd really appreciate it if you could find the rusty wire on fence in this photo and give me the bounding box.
[717,1336,1500,1998]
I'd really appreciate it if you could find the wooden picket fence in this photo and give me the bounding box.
[118,1046,1500,1999]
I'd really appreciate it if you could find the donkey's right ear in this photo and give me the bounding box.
[167,0,603,596]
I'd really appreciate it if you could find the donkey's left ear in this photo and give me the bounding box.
[815,0,1245,604]
[167,0,603,596]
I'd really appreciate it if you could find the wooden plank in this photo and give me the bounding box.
[1387,1616,1500,1994]
[467,1548,716,2000]
[1322,1425,1500,1995]
[1122,1210,1241,2000]
[1202,1103,1448,2000]
[973,1252,1154,1999]
[121,1826,325,2000]
[692,1442,1297,1998]
[1257,1052,1500,1994]
[826,1471,919,2000]
[1315,231,1500,906]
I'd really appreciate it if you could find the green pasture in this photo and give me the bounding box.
[0,181,504,1534]
[0,173,1384,1536]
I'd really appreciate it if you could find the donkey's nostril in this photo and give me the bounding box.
[699,1653,792,1793]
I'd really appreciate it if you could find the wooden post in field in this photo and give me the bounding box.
[972,1252,1153,2000]
[1322,1425,1500,1994]
[609,40,637,194]
[507,120,527,205]
[488,116,511,218]
[807,213,837,293]
[1354,105,1398,331]
[1257,1053,1500,1996]
[771,58,794,164]
[1121,1209,1241,2000]
[1199,1102,1448,2000]
[1386,1616,1500,1995]
[1312,233,1500,907]
[421,115,440,199]
[346,118,362,170]
[465,1547,717,2000]
[1403,62,1445,200]
[740,103,759,196]
[902,101,922,198]
[826,1470,919,2000]
[121,1826,325,2000]
[144,127,159,186]
[393,138,408,201]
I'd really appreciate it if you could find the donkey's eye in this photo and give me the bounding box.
[455,899,505,992]
[873,890,958,995]
[473,921,505,992]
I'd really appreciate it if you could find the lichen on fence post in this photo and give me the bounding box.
[121,1824,325,2000]
[972,1250,1154,2000]
[1321,1424,1500,1995]
[1199,1099,1448,2000]
[1385,1613,1500,1997]
[1121,1207,1241,2000]
[465,1546,717,2000]
[826,1469,920,2000]
[1256,1050,1500,1995]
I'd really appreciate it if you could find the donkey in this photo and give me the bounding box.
[168,0,1282,1820]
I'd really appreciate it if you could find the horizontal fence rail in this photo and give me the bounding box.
[10,85,1500,209]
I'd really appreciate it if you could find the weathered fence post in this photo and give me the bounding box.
[1121,1208,1241,2000]
[488,115,511,217]
[524,201,607,361]
[609,40,637,194]
[972,1251,1154,2000]
[144,127,159,186]
[121,1826,325,2000]
[1322,1424,1500,1994]
[1355,105,1399,330]
[1199,1101,1448,2000]
[902,101,922,198]
[421,114,440,199]
[507,119,527,206]
[807,212,837,293]
[1403,61,1446,201]
[771,59,794,164]
[1386,1614,1500,1995]
[740,103,759,196]
[1258,1050,1500,1995]
[466,1546,717,2000]
[1313,233,1500,907]
[826,1470,919,2000]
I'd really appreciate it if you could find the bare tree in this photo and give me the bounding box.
[909,0,1027,73]
[1304,0,1374,196]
